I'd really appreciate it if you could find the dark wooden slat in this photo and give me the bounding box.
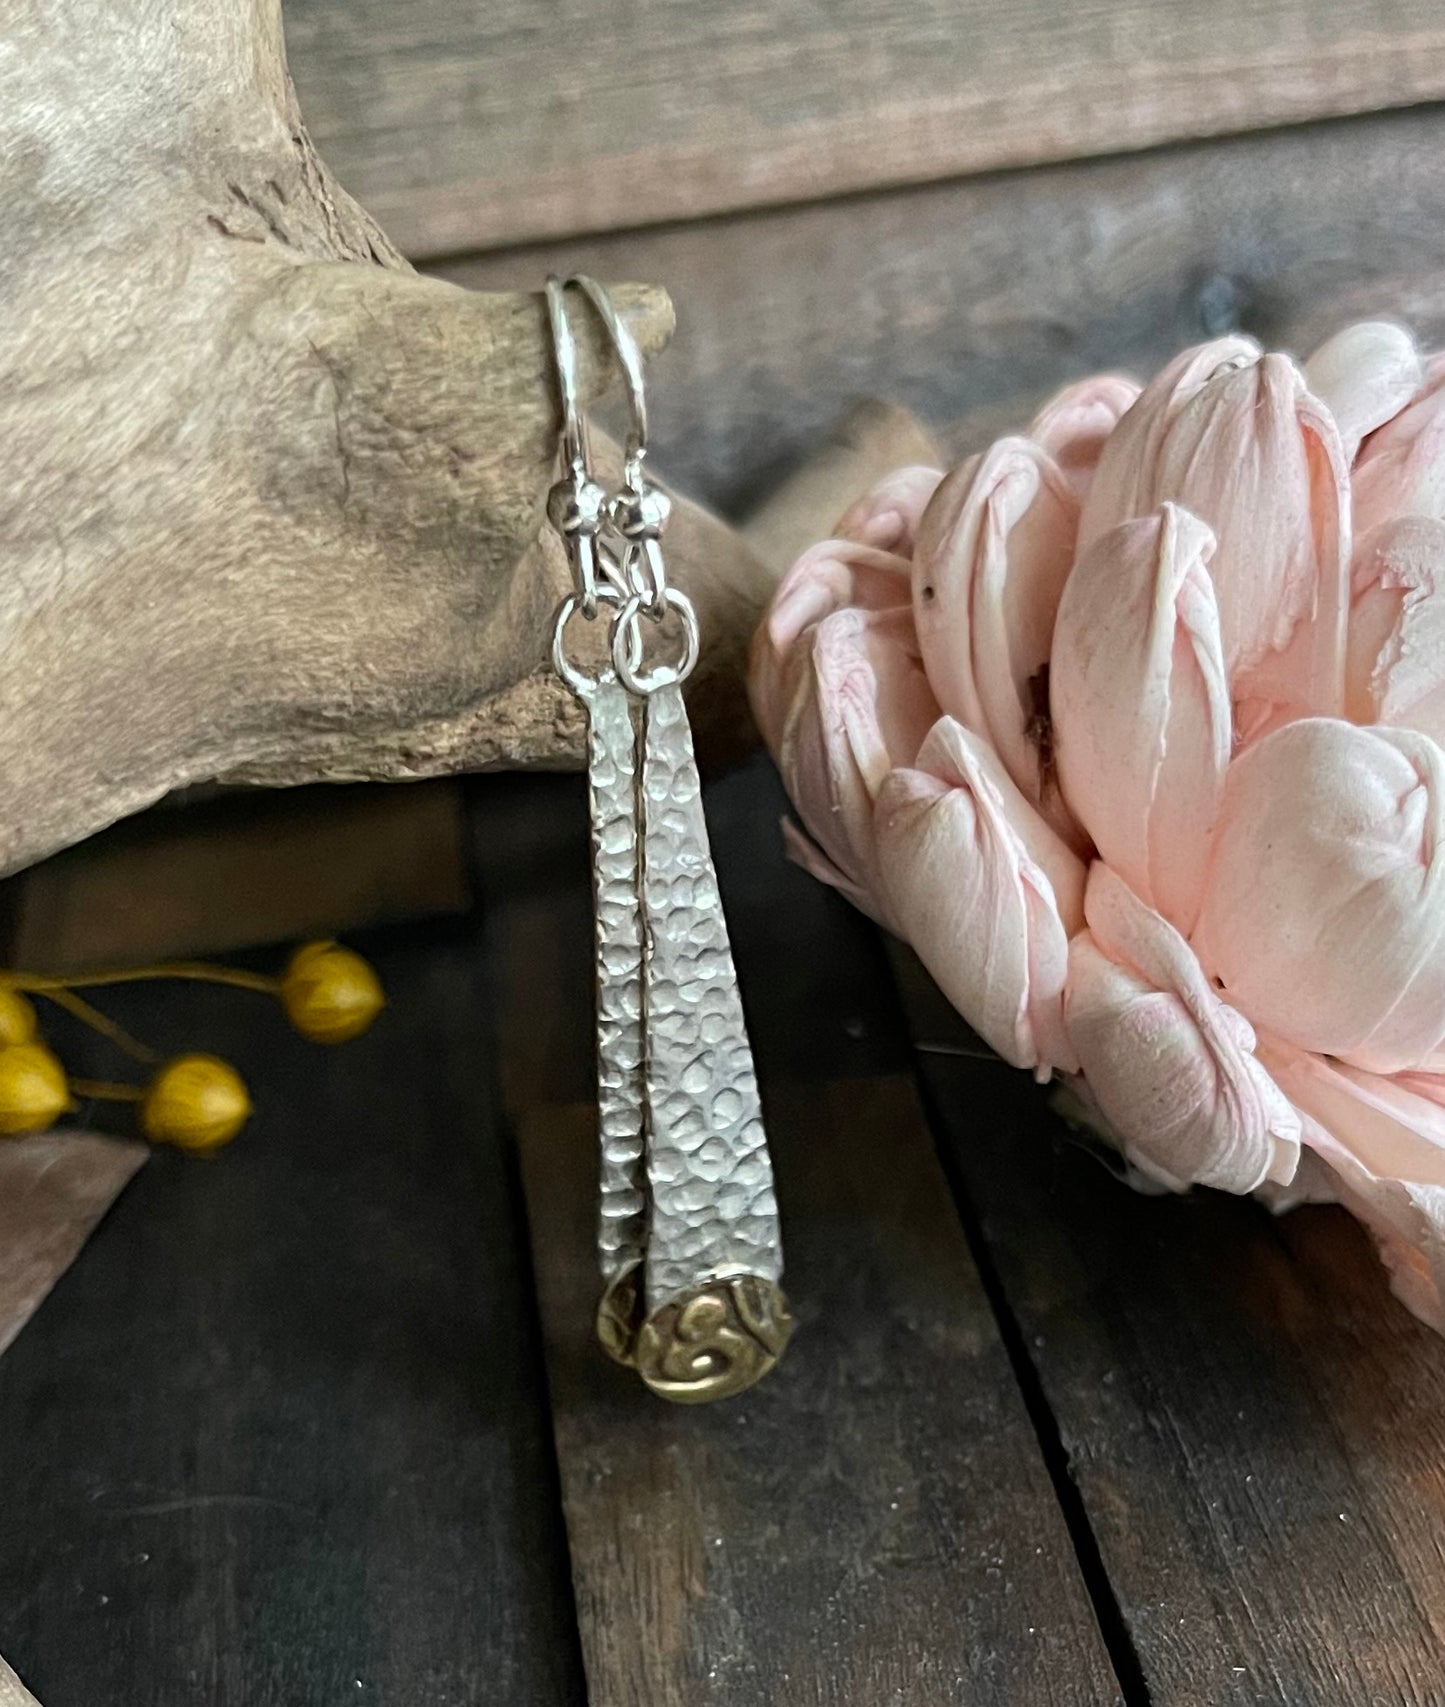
[892,948,1445,1706]
[6,781,468,971]
[488,761,1123,1706]
[520,1086,1123,1707]
[285,0,1445,258]
[0,924,583,1705]
[437,105,1445,519]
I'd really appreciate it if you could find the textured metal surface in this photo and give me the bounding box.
[632,1275,793,1403]
[581,676,647,1284]
[638,682,784,1311]
[545,275,789,1400]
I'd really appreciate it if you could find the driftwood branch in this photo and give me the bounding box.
[0,0,772,877]
[741,399,944,572]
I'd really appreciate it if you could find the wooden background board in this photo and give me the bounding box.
[520,1087,1121,1707]
[481,763,1123,1705]
[0,925,583,1706]
[436,106,1445,516]
[11,764,1445,1702]
[892,949,1445,1706]
[285,0,1445,257]
[6,782,469,971]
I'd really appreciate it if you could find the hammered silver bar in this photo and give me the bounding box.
[578,676,648,1327]
[628,681,792,1402]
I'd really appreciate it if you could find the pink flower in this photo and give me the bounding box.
[1065,865,1299,1193]
[1079,335,1350,725]
[1193,719,1445,1074]
[834,463,945,556]
[1344,516,1445,743]
[1051,504,1230,933]
[1028,373,1141,497]
[875,717,1084,1076]
[1353,354,1445,534]
[750,322,1445,1334]
[913,438,1085,849]
[748,476,941,923]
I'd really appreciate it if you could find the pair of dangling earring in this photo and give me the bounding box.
[541,275,792,1404]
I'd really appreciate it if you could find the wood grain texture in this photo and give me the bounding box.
[7,782,469,971]
[521,1087,1121,1706]
[491,761,1121,1706]
[0,1133,146,1358]
[892,947,1445,1706]
[2,2,776,880]
[286,0,1445,258]
[0,926,583,1706]
[438,105,1445,518]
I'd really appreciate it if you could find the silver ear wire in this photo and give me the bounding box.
[544,276,610,620]
[543,275,587,473]
[567,275,670,617]
[569,274,650,466]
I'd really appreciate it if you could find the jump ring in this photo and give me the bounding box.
[610,587,700,696]
[551,582,624,697]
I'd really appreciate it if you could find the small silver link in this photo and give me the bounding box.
[610,586,700,697]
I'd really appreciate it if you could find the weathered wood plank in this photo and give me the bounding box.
[438,105,1445,516]
[6,782,469,971]
[490,761,1123,1706]
[0,929,583,1705]
[520,1086,1123,1706]
[892,947,1445,1706]
[286,0,1445,257]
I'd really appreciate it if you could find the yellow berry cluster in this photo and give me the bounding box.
[0,941,384,1154]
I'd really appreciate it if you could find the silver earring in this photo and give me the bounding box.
[543,275,792,1404]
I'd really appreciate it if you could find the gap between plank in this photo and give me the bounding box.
[907,1046,1155,1707]
[496,1124,593,1702]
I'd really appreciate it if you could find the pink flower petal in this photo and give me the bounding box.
[1081,339,1350,717]
[749,536,911,755]
[1345,515,1445,744]
[1194,718,1445,1073]
[1065,864,1300,1193]
[1353,353,1445,537]
[1078,335,1260,536]
[835,465,945,557]
[1303,321,1423,465]
[912,438,1085,848]
[774,604,938,923]
[1259,1039,1445,1332]
[1028,374,1141,499]
[1051,505,1230,932]
[875,717,1081,1077]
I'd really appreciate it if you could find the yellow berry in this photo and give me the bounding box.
[142,1054,251,1154]
[280,941,385,1044]
[0,1042,70,1135]
[0,987,39,1048]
